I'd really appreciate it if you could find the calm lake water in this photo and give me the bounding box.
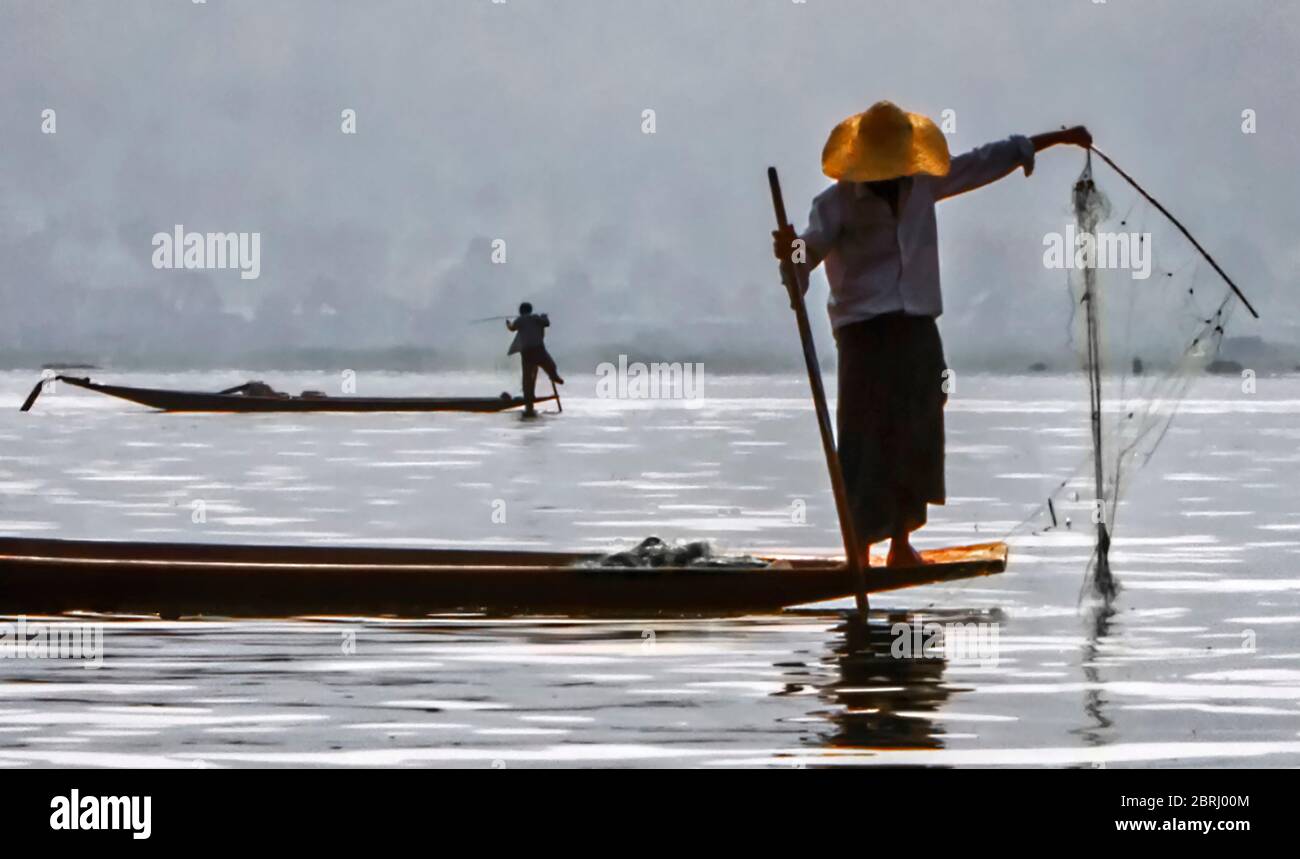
[1,368,1299,768]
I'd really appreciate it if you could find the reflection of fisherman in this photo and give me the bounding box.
[507,301,564,416]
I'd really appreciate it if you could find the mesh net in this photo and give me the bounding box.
[1017,150,1244,601]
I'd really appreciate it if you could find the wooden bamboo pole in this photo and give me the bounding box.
[767,167,870,618]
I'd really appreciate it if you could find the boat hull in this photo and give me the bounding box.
[0,536,1007,618]
[40,377,554,413]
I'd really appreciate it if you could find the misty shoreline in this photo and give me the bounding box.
[2,338,1293,376]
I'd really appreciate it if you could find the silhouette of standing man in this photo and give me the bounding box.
[772,101,1091,567]
[507,301,564,416]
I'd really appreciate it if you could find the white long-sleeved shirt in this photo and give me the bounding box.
[800,135,1036,330]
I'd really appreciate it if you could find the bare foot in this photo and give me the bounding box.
[886,537,924,568]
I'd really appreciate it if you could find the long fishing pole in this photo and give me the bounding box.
[767,167,870,619]
[1089,146,1259,319]
[1075,153,1117,600]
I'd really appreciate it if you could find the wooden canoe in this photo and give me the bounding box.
[21,376,556,413]
[0,536,1007,618]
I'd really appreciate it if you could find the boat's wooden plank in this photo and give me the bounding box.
[0,535,594,566]
[0,538,1008,618]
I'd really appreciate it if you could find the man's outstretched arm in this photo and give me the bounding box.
[936,125,1091,200]
[1030,126,1092,153]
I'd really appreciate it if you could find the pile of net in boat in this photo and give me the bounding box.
[580,537,770,569]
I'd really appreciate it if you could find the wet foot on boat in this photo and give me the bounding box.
[886,537,925,568]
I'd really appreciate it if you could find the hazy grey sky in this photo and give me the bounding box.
[2,0,1295,370]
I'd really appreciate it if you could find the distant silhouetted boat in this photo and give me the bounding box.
[20,375,554,414]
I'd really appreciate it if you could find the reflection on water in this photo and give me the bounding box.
[815,614,954,753]
[1076,602,1116,750]
[0,606,1299,768]
[2,371,1300,767]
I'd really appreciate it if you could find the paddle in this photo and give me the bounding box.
[767,167,870,618]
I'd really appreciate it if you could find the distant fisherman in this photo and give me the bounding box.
[507,301,564,416]
[773,101,1090,567]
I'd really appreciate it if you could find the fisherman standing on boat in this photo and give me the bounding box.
[507,301,564,416]
[773,101,1090,567]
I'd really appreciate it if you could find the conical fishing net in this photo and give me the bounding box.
[1022,150,1248,601]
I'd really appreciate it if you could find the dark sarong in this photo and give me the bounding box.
[521,344,561,407]
[835,312,947,544]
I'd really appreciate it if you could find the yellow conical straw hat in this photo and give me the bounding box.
[822,101,951,182]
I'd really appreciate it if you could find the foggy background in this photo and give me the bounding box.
[1,0,1295,373]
